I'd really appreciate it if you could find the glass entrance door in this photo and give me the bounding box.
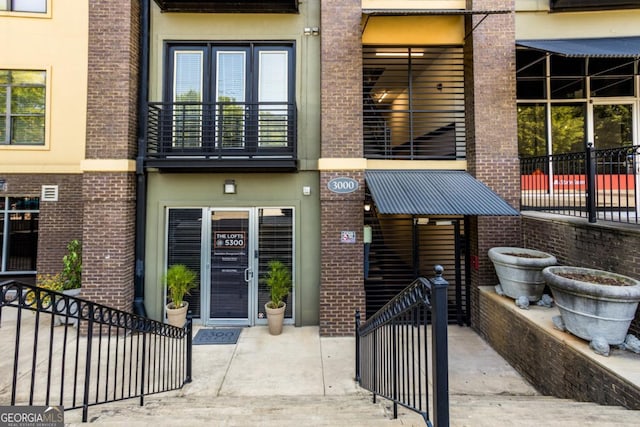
[209,209,253,323]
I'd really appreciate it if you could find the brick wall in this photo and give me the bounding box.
[81,173,136,312]
[522,214,640,337]
[86,0,140,160]
[82,0,139,311]
[0,174,83,278]
[319,0,365,336]
[320,0,362,158]
[319,171,365,336]
[477,288,640,409]
[464,1,521,326]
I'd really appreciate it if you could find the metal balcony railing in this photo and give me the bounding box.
[146,101,297,170]
[355,266,450,427]
[521,144,640,224]
[153,0,299,13]
[0,280,192,423]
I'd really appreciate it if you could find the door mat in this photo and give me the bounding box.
[193,328,242,345]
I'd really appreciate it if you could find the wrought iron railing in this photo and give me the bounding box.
[0,280,192,423]
[521,144,640,224]
[355,266,449,427]
[146,101,296,162]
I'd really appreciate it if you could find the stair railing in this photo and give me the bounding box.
[0,280,192,423]
[355,266,449,427]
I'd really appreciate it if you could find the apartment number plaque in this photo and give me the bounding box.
[327,177,358,194]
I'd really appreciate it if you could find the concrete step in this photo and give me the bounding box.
[65,393,423,426]
[64,392,640,427]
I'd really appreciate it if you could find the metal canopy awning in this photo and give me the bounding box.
[516,37,640,58]
[365,170,519,216]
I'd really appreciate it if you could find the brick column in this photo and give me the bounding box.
[319,0,365,335]
[464,1,521,326]
[82,0,140,311]
[319,172,366,336]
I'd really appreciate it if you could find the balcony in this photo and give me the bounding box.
[153,0,299,13]
[145,101,297,171]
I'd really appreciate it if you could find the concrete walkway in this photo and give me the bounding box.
[62,324,639,426]
[2,305,639,425]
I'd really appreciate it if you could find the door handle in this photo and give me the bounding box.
[244,268,253,282]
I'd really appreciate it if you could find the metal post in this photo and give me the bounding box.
[185,315,193,383]
[392,320,398,419]
[140,321,147,407]
[355,311,361,383]
[430,265,449,427]
[82,305,95,423]
[586,142,597,223]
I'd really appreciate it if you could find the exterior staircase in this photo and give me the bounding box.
[64,390,640,426]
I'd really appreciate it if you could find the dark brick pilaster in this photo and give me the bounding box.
[81,173,136,312]
[319,0,365,335]
[82,0,140,311]
[465,1,520,326]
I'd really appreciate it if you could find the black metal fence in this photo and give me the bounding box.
[355,266,449,427]
[521,144,639,224]
[0,280,192,422]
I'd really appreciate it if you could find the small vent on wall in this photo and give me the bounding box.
[41,185,59,202]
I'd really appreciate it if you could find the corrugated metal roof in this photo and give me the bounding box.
[365,170,519,216]
[516,37,640,58]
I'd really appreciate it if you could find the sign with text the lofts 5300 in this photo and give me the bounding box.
[327,177,358,194]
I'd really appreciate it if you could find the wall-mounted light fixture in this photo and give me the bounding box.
[375,52,424,57]
[224,179,236,194]
[364,202,371,212]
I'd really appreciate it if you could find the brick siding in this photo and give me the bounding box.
[320,0,362,158]
[464,1,521,327]
[86,0,140,160]
[80,172,136,312]
[82,0,140,312]
[319,0,365,336]
[319,171,366,336]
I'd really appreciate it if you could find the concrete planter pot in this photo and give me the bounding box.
[542,266,640,345]
[488,247,557,302]
[265,303,286,335]
[54,288,81,326]
[166,302,189,328]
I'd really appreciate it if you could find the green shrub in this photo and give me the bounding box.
[264,260,292,309]
[164,264,197,309]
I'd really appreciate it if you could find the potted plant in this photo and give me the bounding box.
[542,266,640,348]
[488,247,557,303]
[164,264,197,327]
[60,239,82,296]
[263,260,292,335]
